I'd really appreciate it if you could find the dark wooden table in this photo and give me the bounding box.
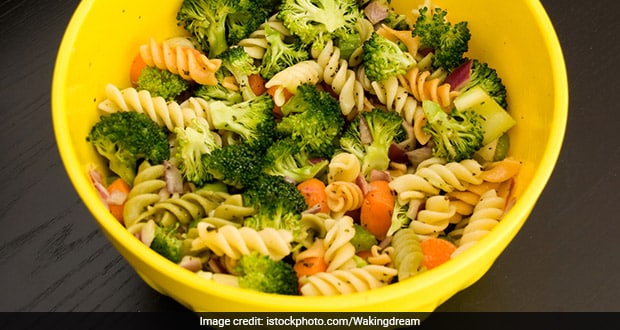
[1,0,618,312]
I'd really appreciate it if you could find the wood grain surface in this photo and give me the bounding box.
[1,0,618,312]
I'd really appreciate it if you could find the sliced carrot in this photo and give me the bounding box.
[481,157,521,183]
[294,256,327,278]
[107,177,131,224]
[248,73,267,96]
[360,180,394,241]
[129,53,147,87]
[297,178,329,213]
[421,237,456,270]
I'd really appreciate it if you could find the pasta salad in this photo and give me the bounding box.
[87,0,521,296]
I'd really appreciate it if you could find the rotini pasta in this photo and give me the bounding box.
[389,158,485,206]
[98,83,206,130]
[123,162,166,230]
[139,37,221,85]
[311,40,365,117]
[376,25,421,58]
[191,223,293,261]
[327,152,361,183]
[264,60,323,106]
[400,67,457,108]
[87,0,522,297]
[366,245,394,267]
[391,228,425,281]
[322,216,357,272]
[451,189,506,258]
[136,189,229,228]
[237,16,291,59]
[409,195,457,239]
[324,181,364,218]
[370,76,418,124]
[299,265,397,296]
[299,212,331,248]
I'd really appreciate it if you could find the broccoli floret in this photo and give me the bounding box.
[421,100,484,162]
[361,31,416,82]
[193,70,243,105]
[259,24,310,80]
[242,174,307,236]
[276,84,345,158]
[207,93,276,148]
[446,59,508,109]
[176,0,270,58]
[202,142,265,189]
[386,199,409,237]
[262,138,329,184]
[150,223,184,263]
[226,0,279,45]
[218,46,261,101]
[136,66,190,102]
[382,12,410,31]
[173,118,220,186]
[412,7,471,71]
[234,252,298,295]
[278,0,363,51]
[87,112,170,185]
[350,223,378,252]
[339,108,406,178]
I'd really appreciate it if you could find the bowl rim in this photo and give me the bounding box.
[51,0,568,311]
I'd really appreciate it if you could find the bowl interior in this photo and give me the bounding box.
[52,0,567,311]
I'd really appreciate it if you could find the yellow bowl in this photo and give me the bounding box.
[52,0,567,311]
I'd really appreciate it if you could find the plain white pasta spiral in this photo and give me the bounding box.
[451,189,506,258]
[311,40,365,117]
[265,60,323,106]
[327,152,361,183]
[415,158,485,192]
[370,76,418,125]
[237,17,291,59]
[299,265,397,296]
[191,223,293,261]
[98,84,206,130]
[366,245,394,267]
[323,216,357,272]
[389,158,485,205]
[409,195,457,239]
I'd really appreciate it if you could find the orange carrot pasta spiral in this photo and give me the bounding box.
[399,67,458,108]
[139,37,221,85]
